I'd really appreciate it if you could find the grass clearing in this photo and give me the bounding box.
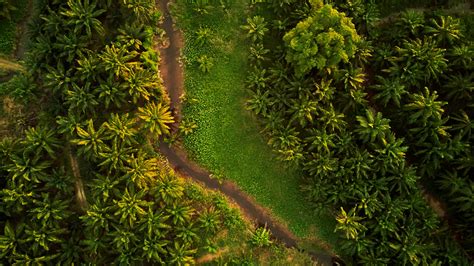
[172,0,339,251]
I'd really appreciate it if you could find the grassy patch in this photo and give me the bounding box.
[173,0,339,250]
[0,0,29,55]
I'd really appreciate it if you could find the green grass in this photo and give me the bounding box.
[0,0,29,55]
[173,1,338,250]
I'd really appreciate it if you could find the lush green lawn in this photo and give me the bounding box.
[173,1,338,249]
[0,0,29,55]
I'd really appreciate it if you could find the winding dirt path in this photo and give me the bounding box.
[156,0,334,265]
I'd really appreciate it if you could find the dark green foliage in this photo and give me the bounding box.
[245,0,474,263]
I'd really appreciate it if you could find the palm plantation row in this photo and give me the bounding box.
[0,0,244,264]
[237,0,473,264]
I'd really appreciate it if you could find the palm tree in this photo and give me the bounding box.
[250,227,272,247]
[404,87,446,126]
[241,16,268,42]
[154,176,184,205]
[24,224,64,256]
[0,221,23,259]
[198,207,220,234]
[197,55,213,73]
[396,9,425,36]
[425,16,462,46]
[176,223,199,244]
[56,113,85,137]
[374,133,408,169]
[142,237,167,263]
[43,62,74,94]
[125,68,159,103]
[372,76,407,107]
[113,189,149,227]
[103,113,138,146]
[167,203,193,226]
[88,173,120,203]
[246,67,268,90]
[0,183,34,215]
[249,43,269,66]
[337,67,366,91]
[29,193,71,228]
[109,225,137,252]
[98,141,136,173]
[60,0,106,37]
[388,38,447,85]
[167,242,196,266]
[124,152,159,189]
[76,50,100,81]
[72,119,106,160]
[319,105,347,133]
[53,33,89,63]
[117,22,146,50]
[121,0,153,23]
[137,102,174,137]
[288,94,318,127]
[65,82,99,115]
[81,201,111,235]
[444,73,474,101]
[178,119,198,136]
[355,109,391,143]
[305,128,336,153]
[138,207,170,239]
[335,207,366,240]
[7,153,51,184]
[246,89,273,117]
[195,27,212,47]
[94,76,127,109]
[100,44,139,78]
[22,126,61,159]
[451,110,474,139]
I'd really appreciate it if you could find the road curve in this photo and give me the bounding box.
[156,1,335,265]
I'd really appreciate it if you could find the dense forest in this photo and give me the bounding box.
[0,0,234,264]
[244,0,473,264]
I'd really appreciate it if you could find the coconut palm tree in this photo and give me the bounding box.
[404,87,446,126]
[167,242,196,266]
[197,55,213,73]
[137,102,174,137]
[113,189,149,227]
[241,16,268,42]
[355,109,391,143]
[7,153,51,184]
[72,119,106,160]
[425,16,462,46]
[100,44,139,78]
[335,207,366,240]
[121,0,153,23]
[138,207,170,239]
[396,9,425,36]
[154,176,184,205]
[65,82,99,115]
[372,76,407,107]
[29,193,71,228]
[22,126,61,159]
[60,0,106,38]
[103,113,138,146]
[0,221,24,259]
[124,152,159,189]
[98,141,136,173]
[94,76,127,109]
[246,89,273,117]
[141,237,167,263]
[125,68,159,103]
[88,173,120,203]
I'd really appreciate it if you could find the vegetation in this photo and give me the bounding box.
[240,0,473,264]
[0,0,28,55]
[0,0,321,264]
[172,0,339,248]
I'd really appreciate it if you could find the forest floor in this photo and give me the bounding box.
[168,0,339,255]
